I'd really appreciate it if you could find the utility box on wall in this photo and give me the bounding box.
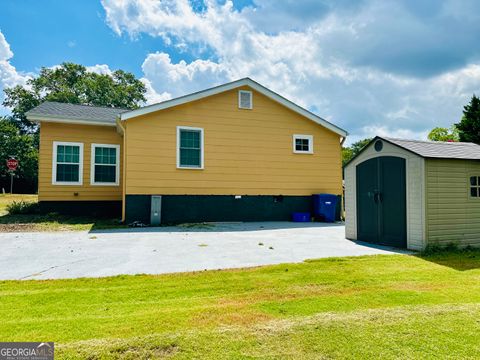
[150,195,162,226]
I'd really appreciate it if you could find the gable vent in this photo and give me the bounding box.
[238,90,252,109]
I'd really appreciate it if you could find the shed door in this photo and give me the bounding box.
[356,156,407,248]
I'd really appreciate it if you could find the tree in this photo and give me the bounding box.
[342,138,372,166]
[0,118,38,193]
[456,94,480,144]
[427,126,459,142]
[1,62,147,193]
[3,62,147,132]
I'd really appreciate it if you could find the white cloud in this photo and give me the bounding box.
[141,77,172,104]
[0,30,31,114]
[101,0,480,143]
[141,52,229,98]
[86,64,113,75]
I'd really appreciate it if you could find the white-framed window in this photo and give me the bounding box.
[238,90,253,109]
[177,126,204,169]
[52,141,84,185]
[293,134,313,154]
[90,144,120,186]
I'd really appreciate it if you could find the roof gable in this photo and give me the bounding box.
[120,78,348,138]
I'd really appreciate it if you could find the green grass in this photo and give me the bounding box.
[2,251,480,359]
[0,194,125,232]
[0,194,37,215]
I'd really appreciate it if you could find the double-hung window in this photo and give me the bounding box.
[470,176,480,198]
[91,144,120,185]
[177,126,204,169]
[52,142,83,185]
[293,134,313,154]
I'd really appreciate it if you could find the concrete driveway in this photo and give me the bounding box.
[0,222,408,280]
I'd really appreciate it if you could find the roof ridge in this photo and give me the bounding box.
[382,136,479,146]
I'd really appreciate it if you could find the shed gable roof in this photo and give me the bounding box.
[346,136,480,167]
[383,137,480,160]
[120,78,348,138]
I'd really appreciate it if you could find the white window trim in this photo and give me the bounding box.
[177,126,204,170]
[238,90,253,109]
[293,134,314,154]
[52,141,84,185]
[90,143,120,186]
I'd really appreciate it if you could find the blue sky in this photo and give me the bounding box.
[1,0,480,144]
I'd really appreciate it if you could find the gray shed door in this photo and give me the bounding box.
[356,156,407,248]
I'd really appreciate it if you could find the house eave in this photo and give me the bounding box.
[27,114,116,127]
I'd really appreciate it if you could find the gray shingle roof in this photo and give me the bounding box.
[383,137,480,160]
[26,101,128,124]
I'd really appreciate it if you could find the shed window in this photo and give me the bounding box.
[177,127,204,169]
[470,176,480,197]
[53,142,83,185]
[91,144,120,185]
[293,134,313,154]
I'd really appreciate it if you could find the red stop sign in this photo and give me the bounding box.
[7,158,18,171]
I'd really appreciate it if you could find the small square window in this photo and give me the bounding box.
[293,135,313,154]
[469,176,480,198]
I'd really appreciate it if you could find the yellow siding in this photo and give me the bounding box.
[125,87,342,195]
[39,122,123,201]
[425,159,480,246]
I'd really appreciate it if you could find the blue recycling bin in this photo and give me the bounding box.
[313,194,338,222]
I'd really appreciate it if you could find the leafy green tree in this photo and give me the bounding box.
[456,95,480,144]
[427,126,459,142]
[3,62,147,132]
[342,138,372,166]
[0,118,38,193]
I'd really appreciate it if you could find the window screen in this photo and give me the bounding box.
[56,144,80,182]
[239,91,252,109]
[179,129,202,167]
[93,146,117,183]
[293,135,313,153]
[295,138,310,152]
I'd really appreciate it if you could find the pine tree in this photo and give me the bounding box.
[456,95,480,144]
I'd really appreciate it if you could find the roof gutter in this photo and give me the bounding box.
[115,117,125,135]
[27,114,116,127]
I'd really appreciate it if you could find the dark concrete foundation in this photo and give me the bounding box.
[125,194,341,225]
[39,201,122,218]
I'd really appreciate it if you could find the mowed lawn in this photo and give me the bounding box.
[2,252,480,359]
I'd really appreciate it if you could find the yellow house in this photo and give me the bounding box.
[26,78,348,224]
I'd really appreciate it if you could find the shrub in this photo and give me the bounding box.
[7,200,39,215]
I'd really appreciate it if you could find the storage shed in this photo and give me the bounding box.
[344,136,480,250]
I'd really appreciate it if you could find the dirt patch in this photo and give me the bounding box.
[59,337,179,360]
[0,223,38,232]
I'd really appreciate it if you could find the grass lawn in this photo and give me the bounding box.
[2,251,480,359]
[0,194,125,232]
[0,193,38,215]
